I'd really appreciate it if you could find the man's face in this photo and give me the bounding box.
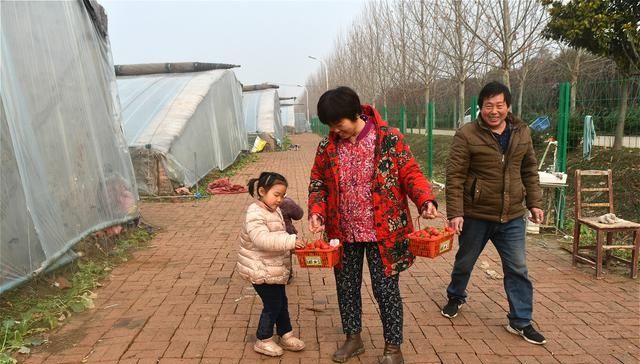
[480,93,509,131]
[330,118,359,139]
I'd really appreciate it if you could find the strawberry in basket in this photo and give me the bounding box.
[295,239,341,268]
[409,223,456,258]
[304,239,331,250]
[414,226,453,240]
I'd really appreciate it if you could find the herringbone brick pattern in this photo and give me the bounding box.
[26,133,640,364]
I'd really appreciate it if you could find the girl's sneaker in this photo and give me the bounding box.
[280,331,305,351]
[254,337,284,356]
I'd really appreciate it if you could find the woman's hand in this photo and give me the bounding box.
[308,214,325,233]
[421,201,438,219]
[295,239,305,249]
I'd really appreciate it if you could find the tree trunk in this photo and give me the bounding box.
[502,67,511,90]
[613,79,628,150]
[501,0,512,90]
[454,1,465,128]
[570,73,578,115]
[424,87,431,131]
[516,61,532,119]
[569,49,582,115]
[383,93,388,120]
[458,79,465,127]
[517,78,525,119]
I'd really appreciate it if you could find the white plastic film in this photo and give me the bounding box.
[242,89,284,145]
[0,1,139,292]
[118,70,248,195]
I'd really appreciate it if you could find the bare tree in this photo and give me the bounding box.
[513,49,546,119]
[435,0,486,126]
[467,0,548,90]
[364,1,394,108]
[304,71,328,117]
[380,0,412,104]
[552,45,605,114]
[511,9,551,118]
[329,33,353,88]
[406,0,444,109]
[309,3,392,106]
[348,21,379,102]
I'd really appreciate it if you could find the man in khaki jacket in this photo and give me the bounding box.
[441,81,547,345]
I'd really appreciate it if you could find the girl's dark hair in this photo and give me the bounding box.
[478,81,512,107]
[247,172,288,197]
[317,86,362,125]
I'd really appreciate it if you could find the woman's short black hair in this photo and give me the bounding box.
[317,86,362,125]
[478,81,512,107]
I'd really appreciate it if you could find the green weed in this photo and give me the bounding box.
[0,227,152,360]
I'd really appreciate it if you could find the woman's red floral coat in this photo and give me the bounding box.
[308,104,436,276]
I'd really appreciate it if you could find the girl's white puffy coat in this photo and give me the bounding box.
[236,201,296,284]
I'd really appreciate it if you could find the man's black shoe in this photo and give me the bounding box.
[440,298,464,318]
[506,323,547,345]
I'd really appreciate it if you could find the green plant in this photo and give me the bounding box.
[0,352,17,364]
[0,227,152,359]
[281,135,292,151]
[405,134,454,183]
[600,107,640,134]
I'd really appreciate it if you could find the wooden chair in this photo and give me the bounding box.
[573,169,640,279]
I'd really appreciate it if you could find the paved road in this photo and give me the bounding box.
[26,133,640,364]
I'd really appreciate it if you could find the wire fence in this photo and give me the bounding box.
[309,77,640,227]
[311,77,640,151]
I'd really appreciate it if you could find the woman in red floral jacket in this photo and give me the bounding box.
[308,87,437,364]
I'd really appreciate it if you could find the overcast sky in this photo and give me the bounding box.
[102,0,366,98]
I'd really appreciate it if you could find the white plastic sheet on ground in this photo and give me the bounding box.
[243,89,284,147]
[0,1,139,293]
[117,70,248,195]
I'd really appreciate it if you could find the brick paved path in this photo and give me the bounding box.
[26,134,639,364]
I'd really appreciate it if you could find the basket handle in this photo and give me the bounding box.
[299,220,307,241]
[295,219,322,242]
[415,211,449,230]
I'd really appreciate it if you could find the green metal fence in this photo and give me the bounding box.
[308,77,639,229]
[310,77,640,149]
[308,78,638,146]
[517,77,640,150]
[310,116,329,136]
[572,77,640,149]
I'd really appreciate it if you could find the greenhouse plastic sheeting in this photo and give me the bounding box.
[243,89,284,145]
[281,105,296,128]
[295,112,310,133]
[0,1,139,293]
[117,70,248,195]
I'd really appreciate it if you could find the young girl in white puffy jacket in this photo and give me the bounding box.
[236,171,306,357]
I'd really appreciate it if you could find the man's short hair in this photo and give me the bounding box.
[478,81,512,107]
[317,86,362,125]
